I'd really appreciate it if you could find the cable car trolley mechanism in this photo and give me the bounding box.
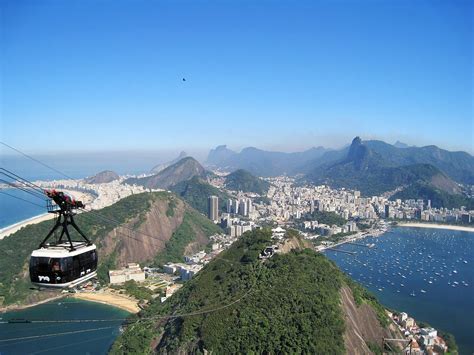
[29,189,98,288]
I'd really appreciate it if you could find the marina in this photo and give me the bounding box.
[324,226,474,355]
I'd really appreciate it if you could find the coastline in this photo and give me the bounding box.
[71,291,139,314]
[0,213,55,240]
[0,292,139,314]
[0,294,66,313]
[0,189,95,240]
[396,222,474,233]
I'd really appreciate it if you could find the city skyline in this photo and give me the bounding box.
[2,0,472,154]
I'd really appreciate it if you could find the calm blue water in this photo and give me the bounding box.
[0,299,129,355]
[325,227,474,355]
[0,189,47,229]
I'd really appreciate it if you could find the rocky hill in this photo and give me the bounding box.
[111,229,402,354]
[125,157,209,190]
[0,192,221,306]
[224,169,270,194]
[150,151,188,174]
[84,170,120,184]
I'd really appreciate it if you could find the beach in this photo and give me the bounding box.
[397,222,474,233]
[71,291,140,313]
[0,213,55,240]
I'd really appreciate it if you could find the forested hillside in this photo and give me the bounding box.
[111,229,400,354]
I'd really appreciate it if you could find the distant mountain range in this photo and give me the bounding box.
[206,138,473,207]
[206,145,329,176]
[306,137,462,198]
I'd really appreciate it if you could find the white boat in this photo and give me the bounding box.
[421,289,426,293]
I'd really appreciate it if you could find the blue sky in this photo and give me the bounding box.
[1,0,472,155]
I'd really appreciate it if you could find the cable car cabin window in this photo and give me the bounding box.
[30,257,50,273]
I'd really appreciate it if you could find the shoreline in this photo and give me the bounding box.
[0,291,139,314]
[396,222,474,233]
[0,294,66,313]
[0,189,96,240]
[71,291,139,313]
[0,213,55,240]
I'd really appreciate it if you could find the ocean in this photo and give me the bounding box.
[0,299,129,355]
[0,189,47,229]
[324,227,474,355]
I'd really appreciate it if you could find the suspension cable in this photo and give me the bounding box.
[0,168,45,194]
[0,190,46,208]
[0,178,47,201]
[0,141,75,180]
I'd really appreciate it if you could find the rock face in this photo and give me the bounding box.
[100,195,184,265]
[340,286,403,354]
[85,170,120,184]
[99,192,220,267]
[125,157,208,190]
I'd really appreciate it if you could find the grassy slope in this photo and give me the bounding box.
[111,229,393,354]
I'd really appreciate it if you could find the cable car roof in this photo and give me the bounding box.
[31,243,96,258]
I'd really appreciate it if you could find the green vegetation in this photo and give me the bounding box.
[153,208,222,267]
[112,229,350,354]
[166,197,177,217]
[170,176,232,215]
[309,211,346,226]
[345,277,389,327]
[392,182,474,210]
[224,169,270,195]
[111,280,155,302]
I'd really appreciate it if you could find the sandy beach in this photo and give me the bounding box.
[397,222,474,233]
[0,213,56,240]
[71,291,140,313]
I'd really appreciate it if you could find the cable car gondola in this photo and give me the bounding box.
[29,190,98,288]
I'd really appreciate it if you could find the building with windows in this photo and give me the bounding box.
[109,263,145,284]
[208,195,219,222]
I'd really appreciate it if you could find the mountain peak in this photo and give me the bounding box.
[394,141,409,148]
[346,137,370,168]
[351,136,362,146]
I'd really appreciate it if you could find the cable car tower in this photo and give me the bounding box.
[29,190,98,288]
